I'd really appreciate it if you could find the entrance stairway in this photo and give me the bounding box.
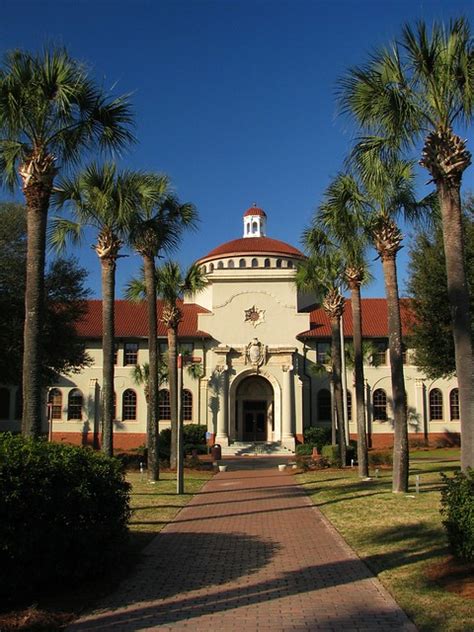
[220,441,295,456]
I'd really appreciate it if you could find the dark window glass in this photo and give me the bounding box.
[373,389,387,420]
[372,342,387,365]
[429,389,443,420]
[124,342,139,365]
[346,391,352,421]
[114,342,119,365]
[217,261,224,269]
[228,260,235,268]
[317,389,331,421]
[122,389,137,420]
[159,389,170,420]
[67,389,83,420]
[251,258,258,267]
[316,342,330,364]
[48,388,62,420]
[239,258,246,268]
[14,390,22,420]
[182,389,192,421]
[276,259,282,268]
[0,388,10,420]
[287,260,293,268]
[449,389,459,420]
[264,258,270,268]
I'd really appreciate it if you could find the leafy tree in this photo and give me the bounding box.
[128,177,197,481]
[0,48,133,437]
[0,202,90,389]
[339,18,474,469]
[407,199,474,379]
[296,234,347,466]
[50,164,152,456]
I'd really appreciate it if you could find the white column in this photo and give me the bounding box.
[215,366,229,447]
[281,365,294,449]
[415,379,427,441]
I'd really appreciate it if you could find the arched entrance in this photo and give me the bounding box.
[236,375,273,442]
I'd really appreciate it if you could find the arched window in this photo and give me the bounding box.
[159,389,170,420]
[182,389,193,421]
[449,388,459,420]
[67,389,83,420]
[373,389,387,421]
[0,387,10,420]
[122,389,137,421]
[228,259,235,268]
[346,391,352,421]
[429,388,443,420]
[317,389,331,421]
[276,259,282,268]
[252,221,258,233]
[264,258,270,268]
[48,388,62,420]
[239,258,246,268]
[251,258,258,267]
[209,262,214,272]
[246,223,250,234]
[201,265,207,273]
[287,260,293,268]
[217,261,224,269]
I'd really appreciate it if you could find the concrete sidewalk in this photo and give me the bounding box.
[69,465,417,631]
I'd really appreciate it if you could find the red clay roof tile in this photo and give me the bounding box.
[199,236,304,261]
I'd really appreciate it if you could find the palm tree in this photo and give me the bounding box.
[127,262,206,470]
[128,179,197,481]
[320,158,426,492]
[50,164,152,457]
[318,176,372,477]
[339,18,474,470]
[296,236,347,466]
[0,47,133,436]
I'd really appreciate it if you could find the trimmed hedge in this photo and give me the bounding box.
[303,427,332,452]
[0,434,130,603]
[440,469,474,562]
[320,443,355,467]
[368,450,393,466]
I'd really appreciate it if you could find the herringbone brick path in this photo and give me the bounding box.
[68,465,417,631]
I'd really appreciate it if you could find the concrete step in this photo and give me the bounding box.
[220,441,295,456]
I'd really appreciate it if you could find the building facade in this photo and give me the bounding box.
[0,206,461,449]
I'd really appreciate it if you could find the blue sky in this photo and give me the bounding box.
[1,0,473,298]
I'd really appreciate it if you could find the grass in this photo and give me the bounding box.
[0,468,213,632]
[297,455,473,632]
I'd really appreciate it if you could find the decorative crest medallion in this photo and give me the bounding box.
[244,305,265,328]
[246,338,266,372]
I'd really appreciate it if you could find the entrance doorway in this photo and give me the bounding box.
[235,375,273,442]
[243,400,267,441]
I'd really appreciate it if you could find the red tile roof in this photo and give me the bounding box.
[76,300,211,338]
[243,205,267,217]
[199,236,304,262]
[299,298,414,338]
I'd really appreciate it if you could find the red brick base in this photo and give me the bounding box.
[51,432,146,451]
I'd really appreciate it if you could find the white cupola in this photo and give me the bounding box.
[243,203,267,238]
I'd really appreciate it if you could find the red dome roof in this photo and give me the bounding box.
[198,236,304,262]
[243,205,267,218]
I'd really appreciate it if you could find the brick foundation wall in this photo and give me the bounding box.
[51,432,146,451]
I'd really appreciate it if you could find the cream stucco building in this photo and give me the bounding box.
[0,205,461,450]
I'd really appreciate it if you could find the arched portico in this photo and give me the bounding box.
[229,369,282,443]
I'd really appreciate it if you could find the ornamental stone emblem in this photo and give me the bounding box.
[244,305,265,328]
[246,338,266,372]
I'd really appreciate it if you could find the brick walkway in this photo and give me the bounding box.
[69,464,417,631]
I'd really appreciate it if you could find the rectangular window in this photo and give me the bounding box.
[158,342,169,357]
[179,342,194,358]
[372,341,387,366]
[316,342,330,364]
[114,342,119,365]
[124,342,139,365]
[402,344,408,365]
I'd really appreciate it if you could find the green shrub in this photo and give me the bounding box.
[368,450,393,466]
[183,424,207,445]
[303,427,332,452]
[321,444,342,467]
[184,443,208,455]
[0,434,130,603]
[440,469,474,562]
[296,444,314,456]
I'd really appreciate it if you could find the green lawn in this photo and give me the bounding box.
[297,457,473,632]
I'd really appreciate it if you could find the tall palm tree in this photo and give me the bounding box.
[127,262,206,470]
[50,164,153,457]
[128,179,197,481]
[0,48,133,436]
[296,236,347,466]
[318,175,372,478]
[339,18,474,470]
[321,158,426,492]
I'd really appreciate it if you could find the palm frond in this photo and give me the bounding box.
[48,217,83,253]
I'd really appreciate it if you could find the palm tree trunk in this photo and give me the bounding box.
[143,255,160,481]
[101,258,115,457]
[330,317,346,465]
[168,324,178,470]
[381,254,408,493]
[351,285,369,477]
[21,185,50,437]
[438,183,473,470]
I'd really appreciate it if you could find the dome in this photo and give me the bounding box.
[198,236,304,263]
[243,205,267,218]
